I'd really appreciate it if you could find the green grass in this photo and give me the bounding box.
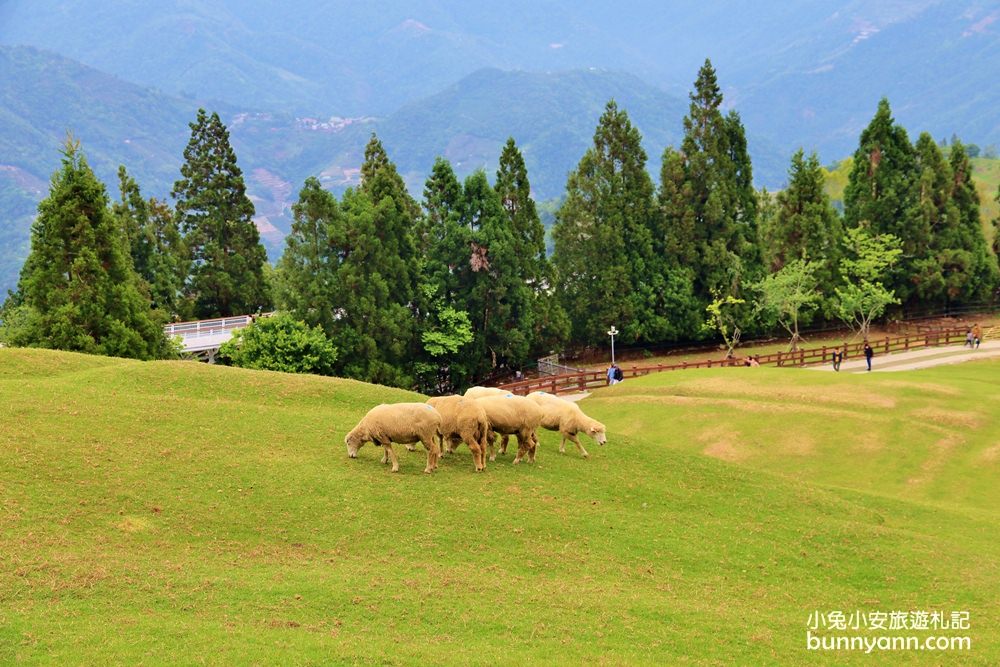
[2,349,998,664]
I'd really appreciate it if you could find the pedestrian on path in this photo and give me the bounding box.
[965,329,974,348]
[831,349,843,372]
[613,364,624,383]
[973,324,982,349]
[864,342,874,372]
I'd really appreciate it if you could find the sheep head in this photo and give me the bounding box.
[345,428,366,458]
[589,421,607,445]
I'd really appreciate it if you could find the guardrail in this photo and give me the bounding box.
[497,327,968,396]
[164,315,253,340]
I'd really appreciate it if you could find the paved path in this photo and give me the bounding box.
[808,340,1000,373]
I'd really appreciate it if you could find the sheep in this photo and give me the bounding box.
[426,395,490,471]
[475,394,543,464]
[527,391,607,458]
[463,386,512,400]
[344,403,442,474]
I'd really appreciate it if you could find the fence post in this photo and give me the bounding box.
[776,351,782,367]
[884,336,890,354]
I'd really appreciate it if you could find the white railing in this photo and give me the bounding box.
[164,315,253,340]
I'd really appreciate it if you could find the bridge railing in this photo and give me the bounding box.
[496,327,968,396]
[164,315,253,340]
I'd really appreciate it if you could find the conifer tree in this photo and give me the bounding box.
[944,140,1000,302]
[554,100,689,347]
[276,177,341,335]
[658,60,759,315]
[328,187,414,387]
[9,139,169,359]
[461,169,533,377]
[172,109,269,318]
[843,99,925,309]
[113,166,185,319]
[759,149,842,309]
[494,138,570,354]
[421,157,468,303]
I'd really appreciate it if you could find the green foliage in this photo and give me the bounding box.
[759,149,841,315]
[703,292,746,358]
[751,259,821,351]
[218,313,337,375]
[5,139,170,359]
[658,60,760,316]
[834,227,902,340]
[554,100,697,348]
[275,177,341,336]
[113,166,186,320]
[173,109,270,319]
[843,99,924,309]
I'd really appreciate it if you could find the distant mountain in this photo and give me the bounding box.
[0,47,792,293]
[1,0,997,162]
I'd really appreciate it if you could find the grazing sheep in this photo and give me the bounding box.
[475,394,543,464]
[463,386,512,400]
[527,391,607,458]
[426,395,490,471]
[345,403,442,474]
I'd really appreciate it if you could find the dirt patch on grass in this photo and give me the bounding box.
[979,443,1000,463]
[679,377,897,409]
[780,432,815,457]
[879,380,960,396]
[698,426,748,462]
[908,432,965,486]
[596,394,881,422]
[909,407,984,430]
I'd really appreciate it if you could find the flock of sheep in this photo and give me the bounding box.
[344,386,607,473]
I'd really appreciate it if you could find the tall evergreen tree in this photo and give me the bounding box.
[276,177,341,335]
[172,109,269,318]
[554,100,694,347]
[328,187,414,387]
[8,139,169,359]
[113,166,185,319]
[843,98,925,309]
[944,140,1000,302]
[658,60,759,314]
[421,157,468,303]
[759,149,842,308]
[494,138,569,354]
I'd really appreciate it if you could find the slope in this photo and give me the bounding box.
[1,348,997,663]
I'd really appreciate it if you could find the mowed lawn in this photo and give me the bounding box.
[1,349,998,665]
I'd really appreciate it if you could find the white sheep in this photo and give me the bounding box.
[475,394,543,464]
[426,395,490,471]
[527,391,607,458]
[345,403,442,474]
[463,386,512,400]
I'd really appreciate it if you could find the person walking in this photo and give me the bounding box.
[613,364,624,384]
[965,329,974,348]
[973,324,982,349]
[607,363,617,386]
[831,349,843,372]
[863,342,874,372]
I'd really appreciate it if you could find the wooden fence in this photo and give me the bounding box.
[496,327,968,396]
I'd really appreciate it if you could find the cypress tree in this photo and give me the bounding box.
[843,98,925,309]
[172,109,269,318]
[113,166,185,319]
[276,177,341,336]
[329,187,414,387]
[494,138,570,354]
[10,139,169,359]
[658,60,759,313]
[421,157,468,303]
[553,100,692,347]
[759,149,842,308]
[945,140,1000,302]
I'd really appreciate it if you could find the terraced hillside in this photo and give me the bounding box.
[1,349,997,663]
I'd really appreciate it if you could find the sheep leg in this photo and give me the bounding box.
[380,449,389,465]
[527,431,538,463]
[569,432,589,459]
[513,433,529,464]
[500,434,510,455]
[421,436,439,474]
[385,444,400,473]
[559,433,567,454]
[487,431,498,462]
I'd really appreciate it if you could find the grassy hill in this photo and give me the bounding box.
[2,348,997,663]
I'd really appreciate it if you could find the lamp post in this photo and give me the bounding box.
[607,326,618,365]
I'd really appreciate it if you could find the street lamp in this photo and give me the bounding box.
[607,326,618,365]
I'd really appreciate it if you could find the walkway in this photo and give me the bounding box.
[809,340,1000,373]
[164,315,255,362]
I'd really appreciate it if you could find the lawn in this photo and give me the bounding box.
[1,349,997,664]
